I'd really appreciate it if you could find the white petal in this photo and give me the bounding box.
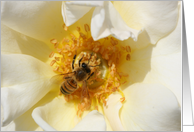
[62,2,92,27]
[147,5,182,102]
[66,1,104,7]
[1,1,67,43]
[113,1,179,44]
[121,83,181,131]
[31,96,78,131]
[32,108,56,131]
[71,110,106,131]
[1,54,55,126]
[1,91,58,131]
[91,1,141,41]
[151,2,181,56]
[103,93,125,131]
[32,96,106,131]
[1,23,52,63]
[62,1,104,26]
[119,4,181,105]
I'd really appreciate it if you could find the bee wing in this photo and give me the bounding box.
[50,72,75,85]
[50,74,64,85]
[81,81,90,101]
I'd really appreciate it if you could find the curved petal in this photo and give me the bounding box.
[1,91,58,131]
[119,47,181,106]
[103,93,125,131]
[119,4,181,105]
[120,83,181,131]
[1,24,52,63]
[71,110,106,131]
[1,54,55,126]
[32,96,106,131]
[62,1,104,26]
[113,1,179,44]
[1,1,67,43]
[151,2,181,56]
[91,1,141,41]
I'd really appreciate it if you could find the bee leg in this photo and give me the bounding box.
[58,90,62,95]
[81,81,90,102]
[87,72,94,80]
[79,55,84,67]
[72,54,76,70]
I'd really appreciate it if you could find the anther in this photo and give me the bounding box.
[50,60,56,66]
[77,27,81,32]
[63,24,68,31]
[120,97,125,103]
[54,42,59,48]
[126,54,130,61]
[126,46,131,53]
[84,24,90,32]
[50,39,57,44]
[55,57,60,61]
[49,52,55,58]
[80,32,86,39]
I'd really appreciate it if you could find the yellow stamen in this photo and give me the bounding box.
[49,24,132,117]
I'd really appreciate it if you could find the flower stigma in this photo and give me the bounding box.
[49,24,132,117]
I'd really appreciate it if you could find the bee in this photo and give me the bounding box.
[51,53,99,99]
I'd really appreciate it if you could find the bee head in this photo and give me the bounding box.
[82,63,87,68]
[82,63,91,73]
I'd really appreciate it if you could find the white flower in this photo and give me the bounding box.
[62,1,179,44]
[1,1,181,131]
[62,1,141,41]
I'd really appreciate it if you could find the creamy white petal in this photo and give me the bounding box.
[31,96,77,131]
[66,1,104,7]
[80,106,113,131]
[113,1,179,44]
[119,3,181,105]
[151,2,181,56]
[1,1,67,43]
[1,24,53,63]
[120,48,181,106]
[103,93,125,131]
[120,83,181,131]
[71,110,106,131]
[32,96,106,131]
[62,1,104,26]
[150,3,182,104]
[1,91,58,131]
[62,2,92,27]
[91,1,141,41]
[1,54,56,126]
[32,108,56,131]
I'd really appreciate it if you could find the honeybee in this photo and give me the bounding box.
[51,53,99,99]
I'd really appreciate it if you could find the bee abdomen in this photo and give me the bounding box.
[60,79,77,95]
[60,85,69,95]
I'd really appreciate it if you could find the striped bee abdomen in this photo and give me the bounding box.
[60,79,77,95]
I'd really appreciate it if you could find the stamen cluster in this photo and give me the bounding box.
[49,24,132,117]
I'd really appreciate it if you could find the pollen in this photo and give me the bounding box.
[49,23,132,117]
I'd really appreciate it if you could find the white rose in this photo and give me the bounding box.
[1,1,181,131]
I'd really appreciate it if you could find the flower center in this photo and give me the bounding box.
[49,24,131,117]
